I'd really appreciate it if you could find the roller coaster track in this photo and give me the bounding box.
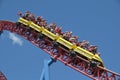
[0,20,120,80]
[0,71,7,80]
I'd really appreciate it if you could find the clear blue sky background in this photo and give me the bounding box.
[0,0,120,80]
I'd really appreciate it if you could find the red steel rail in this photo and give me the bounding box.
[0,20,120,80]
[0,71,7,80]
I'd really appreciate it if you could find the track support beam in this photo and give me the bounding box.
[40,58,55,80]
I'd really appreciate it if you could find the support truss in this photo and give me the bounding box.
[0,71,7,80]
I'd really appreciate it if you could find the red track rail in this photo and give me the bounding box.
[0,71,7,80]
[0,20,120,80]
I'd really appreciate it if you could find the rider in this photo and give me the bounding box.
[54,26,62,35]
[79,40,89,50]
[40,19,47,28]
[21,11,35,21]
[62,31,72,40]
[35,16,43,26]
[46,23,57,33]
[69,36,78,44]
[88,45,98,54]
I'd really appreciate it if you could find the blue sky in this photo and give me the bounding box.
[0,0,120,80]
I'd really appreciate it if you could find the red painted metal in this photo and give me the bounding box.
[0,20,120,80]
[0,71,7,80]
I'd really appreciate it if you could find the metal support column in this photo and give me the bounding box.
[40,58,55,80]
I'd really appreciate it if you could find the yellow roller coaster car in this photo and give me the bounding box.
[18,17,104,67]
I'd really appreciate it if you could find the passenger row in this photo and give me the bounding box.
[18,11,100,56]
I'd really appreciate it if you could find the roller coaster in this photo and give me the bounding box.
[0,12,120,80]
[0,71,7,80]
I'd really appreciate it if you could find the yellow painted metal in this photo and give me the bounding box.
[74,47,104,66]
[56,37,73,49]
[18,17,28,26]
[74,47,93,59]
[18,17,104,67]
[18,18,42,32]
[72,44,77,50]
[30,22,42,32]
[93,54,104,66]
[42,29,56,40]
[41,27,45,32]
[54,35,60,41]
